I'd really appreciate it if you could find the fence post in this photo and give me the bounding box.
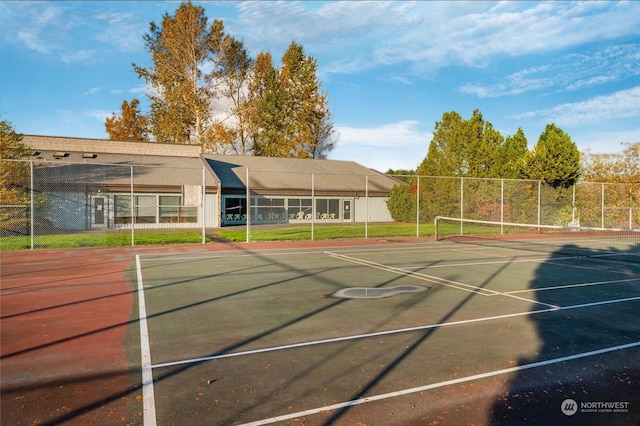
[30,160,34,250]
[416,176,420,237]
[572,184,576,223]
[601,183,605,228]
[537,180,541,229]
[130,165,135,247]
[246,168,250,243]
[365,174,369,239]
[202,166,206,244]
[500,179,504,234]
[311,173,315,241]
[460,177,464,234]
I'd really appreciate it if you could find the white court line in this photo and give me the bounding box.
[151,295,640,369]
[136,255,157,426]
[499,276,640,295]
[238,340,640,426]
[135,242,463,262]
[326,251,559,309]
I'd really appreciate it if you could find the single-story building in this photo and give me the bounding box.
[21,135,401,231]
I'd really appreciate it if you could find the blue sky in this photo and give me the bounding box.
[1,1,639,171]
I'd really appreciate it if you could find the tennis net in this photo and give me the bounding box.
[434,216,640,263]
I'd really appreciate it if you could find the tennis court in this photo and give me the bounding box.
[2,234,640,425]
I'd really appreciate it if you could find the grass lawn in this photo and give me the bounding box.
[0,232,211,250]
[1,223,436,250]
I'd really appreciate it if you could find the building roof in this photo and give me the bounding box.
[22,135,401,196]
[204,155,399,196]
[23,135,216,190]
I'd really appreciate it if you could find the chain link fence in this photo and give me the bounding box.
[390,175,639,231]
[1,159,209,250]
[1,159,638,250]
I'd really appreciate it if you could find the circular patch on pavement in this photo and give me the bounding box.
[329,285,429,299]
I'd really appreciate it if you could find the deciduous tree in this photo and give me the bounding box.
[0,121,32,234]
[206,33,254,155]
[133,2,223,149]
[105,98,150,142]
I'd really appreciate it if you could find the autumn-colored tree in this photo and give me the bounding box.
[121,2,336,158]
[105,98,150,142]
[581,142,640,183]
[206,33,254,155]
[0,120,32,234]
[0,120,30,161]
[133,2,224,148]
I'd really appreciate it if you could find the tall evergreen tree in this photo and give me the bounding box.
[527,123,580,187]
[252,42,335,158]
[417,109,502,178]
[494,127,528,179]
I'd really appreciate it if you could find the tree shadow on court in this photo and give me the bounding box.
[320,255,516,424]
[3,243,441,425]
[490,243,640,426]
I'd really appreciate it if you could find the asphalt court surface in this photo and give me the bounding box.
[136,241,640,425]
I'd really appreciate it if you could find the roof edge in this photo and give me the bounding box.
[23,135,201,158]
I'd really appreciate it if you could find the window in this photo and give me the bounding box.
[224,197,246,221]
[315,199,341,220]
[254,197,285,221]
[114,194,195,224]
[136,196,156,223]
[288,198,313,220]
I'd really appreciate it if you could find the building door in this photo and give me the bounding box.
[94,197,105,226]
[343,200,351,221]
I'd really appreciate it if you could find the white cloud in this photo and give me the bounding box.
[84,87,101,95]
[513,86,640,127]
[93,11,146,52]
[577,130,640,154]
[229,1,640,83]
[459,43,640,98]
[85,109,112,123]
[458,66,554,98]
[330,120,432,171]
